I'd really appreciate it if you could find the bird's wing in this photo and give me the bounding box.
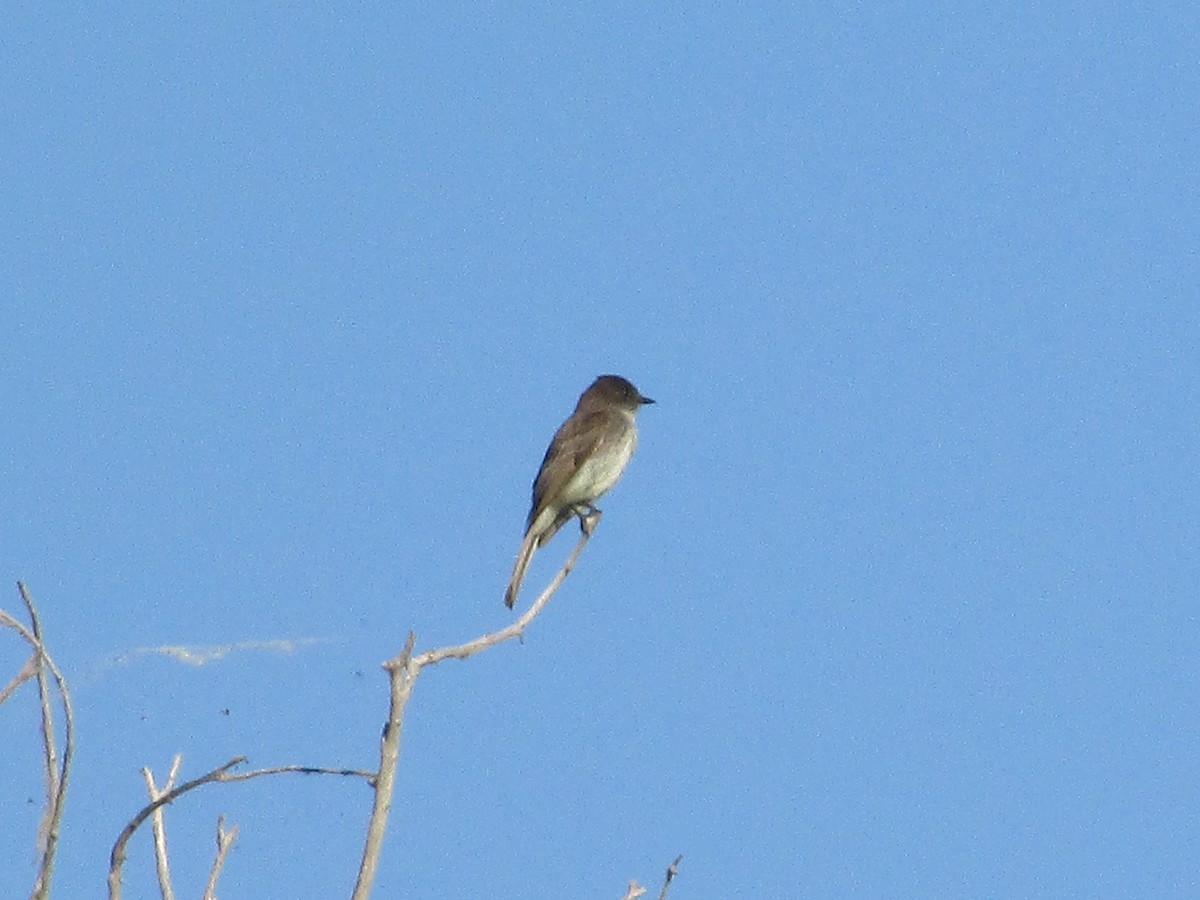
[526,408,621,531]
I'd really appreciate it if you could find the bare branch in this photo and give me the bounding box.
[109,756,247,899]
[352,519,597,899]
[0,652,39,706]
[143,755,184,900]
[108,755,375,899]
[8,513,619,899]
[415,515,596,667]
[352,632,415,900]
[20,585,60,805]
[2,582,76,900]
[201,816,239,900]
[217,763,376,783]
[658,855,683,900]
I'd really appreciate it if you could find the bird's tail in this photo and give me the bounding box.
[504,529,539,609]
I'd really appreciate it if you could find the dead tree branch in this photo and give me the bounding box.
[201,815,239,900]
[142,755,184,900]
[108,756,374,899]
[1,582,75,900]
[658,854,683,900]
[351,516,597,899]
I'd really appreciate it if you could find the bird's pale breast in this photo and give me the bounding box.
[558,417,637,506]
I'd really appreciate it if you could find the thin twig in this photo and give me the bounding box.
[201,815,239,900]
[217,763,376,783]
[143,755,184,900]
[415,515,597,667]
[0,652,39,706]
[351,518,597,899]
[28,595,61,804]
[658,854,683,900]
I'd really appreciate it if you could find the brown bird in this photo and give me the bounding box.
[504,375,654,609]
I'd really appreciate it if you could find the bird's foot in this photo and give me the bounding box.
[578,505,602,535]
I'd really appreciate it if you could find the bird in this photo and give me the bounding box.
[504,375,654,609]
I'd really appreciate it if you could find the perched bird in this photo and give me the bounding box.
[504,375,654,609]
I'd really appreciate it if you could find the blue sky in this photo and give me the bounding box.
[3,3,1198,897]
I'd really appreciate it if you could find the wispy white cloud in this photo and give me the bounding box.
[114,637,333,667]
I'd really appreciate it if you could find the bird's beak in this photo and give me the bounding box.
[640,396,655,405]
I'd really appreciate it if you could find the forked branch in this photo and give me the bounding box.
[107,757,374,899]
[352,516,598,899]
